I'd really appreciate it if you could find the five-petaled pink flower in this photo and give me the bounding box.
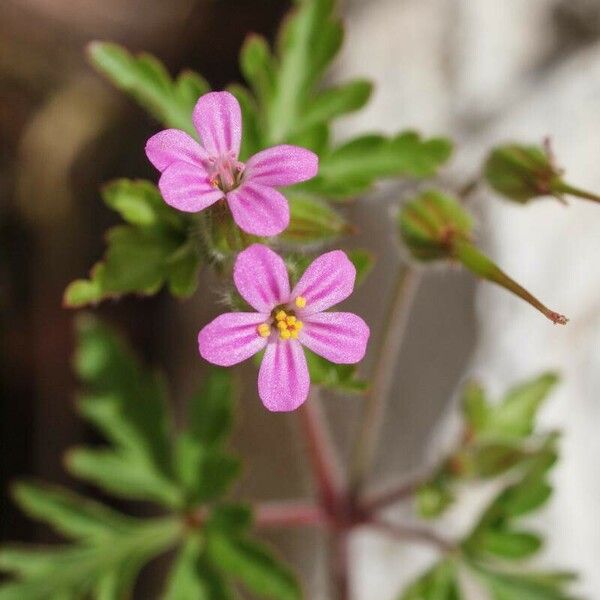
[198,244,370,411]
[145,91,319,237]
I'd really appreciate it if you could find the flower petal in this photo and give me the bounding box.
[258,340,310,412]
[291,251,356,315]
[145,129,208,172]
[245,145,319,187]
[159,161,223,212]
[226,182,290,236]
[198,313,268,367]
[300,312,370,364]
[193,91,241,157]
[233,244,291,313]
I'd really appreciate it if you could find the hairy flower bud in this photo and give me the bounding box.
[398,190,473,261]
[398,190,568,325]
[484,142,600,204]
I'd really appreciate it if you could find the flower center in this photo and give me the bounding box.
[208,152,245,193]
[257,297,307,341]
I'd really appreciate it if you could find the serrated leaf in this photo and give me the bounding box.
[265,0,343,144]
[88,42,209,135]
[0,518,180,600]
[69,317,182,507]
[188,369,235,448]
[298,80,372,133]
[11,482,134,542]
[207,534,301,600]
[301,132,453,199]
[64,180,200,306]
[239,35,276,110]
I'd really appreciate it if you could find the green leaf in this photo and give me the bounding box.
[69,316,182,507]
[471,529,542,559]
[88,42,209,135]
[487,372,559,440]
[188,369,235,448]
[239,34,276,110]
[11,481,135,542]
[400,559,462,599]
[208,504,253,536]
[303,133,453,199]
[299,80,372,133]
[164,536,232,600]
[207,534,301,600]
[64,180,200,306]
[305,348,368,394]
[265,0,343,144]
[469,563,576,600]
[282,193,351,244]
[0,518,180,600]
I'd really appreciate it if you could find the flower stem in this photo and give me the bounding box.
[254,501,328,528]
[348,267,422,502]
[554,181,600,203]
[368,517,456,553]
[454,240,568,325]
[298,389,344,514]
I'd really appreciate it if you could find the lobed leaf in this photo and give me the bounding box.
[88,42,209,136]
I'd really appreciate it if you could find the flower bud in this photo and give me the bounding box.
[398,190,568,325]
[484,142,600,204]
[398,190,473,261]
[484,144,559,203]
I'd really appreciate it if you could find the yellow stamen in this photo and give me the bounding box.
[275,310,287,321]
[280,329,291,340]
[294,321,303,331]
[290,330,299,339]
[257,323,271,338]
[276,321,287,330]
[295,296,307,309]
[286,315,296,326]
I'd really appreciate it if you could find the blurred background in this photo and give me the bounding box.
[2,0,600,598]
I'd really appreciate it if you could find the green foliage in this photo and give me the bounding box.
[88,42,209,136]
[0,318,300,600]
[400,373,577,600]
[415,372,559,520]
[302,133,453,200]
[76,0,452,307]
[64,180,201,307]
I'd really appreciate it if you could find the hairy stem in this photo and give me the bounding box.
[362,470,432,513]
[298,389,344,514]
[348,267,422,500]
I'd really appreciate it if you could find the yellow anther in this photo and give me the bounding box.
[294,320,304,331]
[275,310,287,321]
[280,329,291,340]
[276,320,287,330]
[257,323,271,338]
[295,296,307,309]
[286,315,297,326]
[290,330,299,339]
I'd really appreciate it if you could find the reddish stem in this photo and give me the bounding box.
[368,517,456,553]
[298,390,344,514]
[254,501,328,529]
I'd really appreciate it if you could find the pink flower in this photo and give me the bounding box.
[198,244,370,412]
[145,91,318,237]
